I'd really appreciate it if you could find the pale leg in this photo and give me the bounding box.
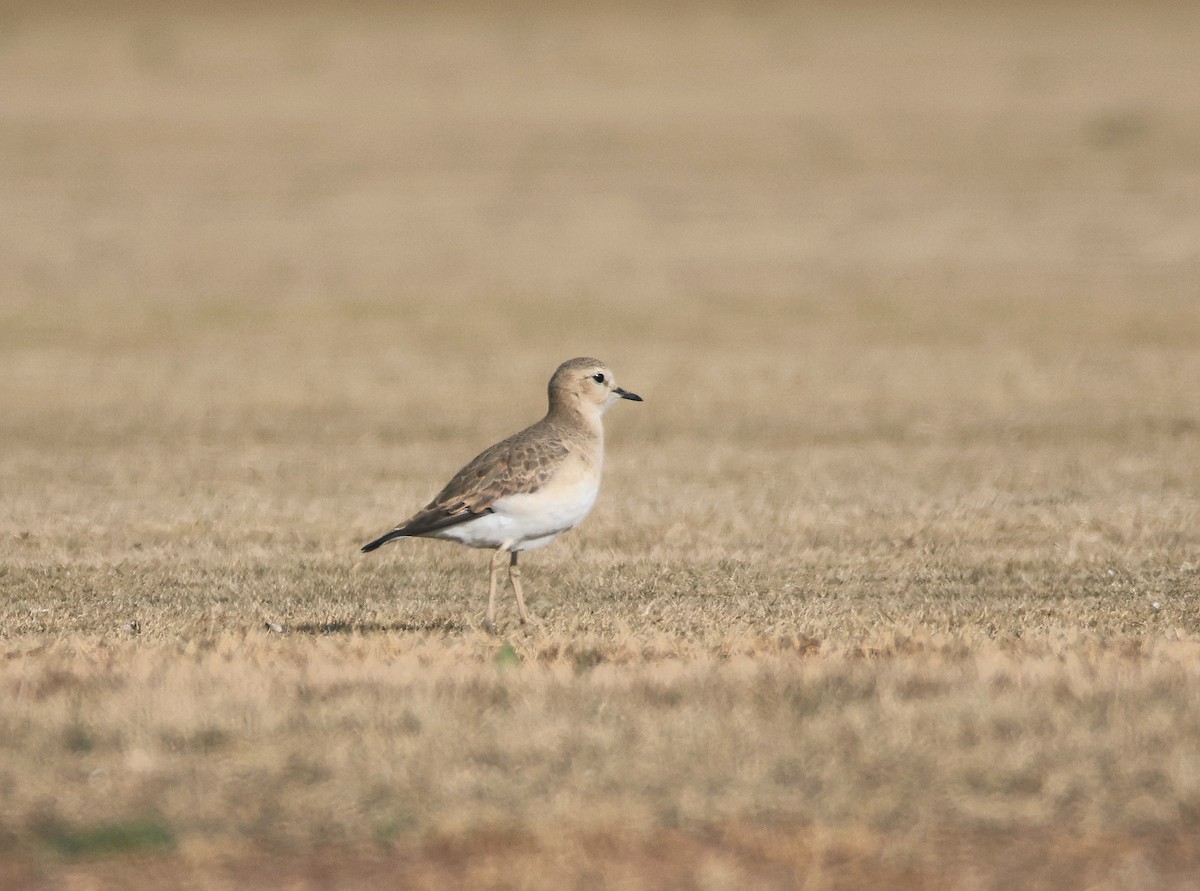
[484,548,505,634]
[508,551,532,625]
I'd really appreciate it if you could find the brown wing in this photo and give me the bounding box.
[390,425,569,538]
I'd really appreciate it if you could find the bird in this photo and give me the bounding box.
[361,357,642,633]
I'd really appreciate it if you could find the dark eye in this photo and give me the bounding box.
[592,372,606,384]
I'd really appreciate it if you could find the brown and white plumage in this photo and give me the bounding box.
[361,357,642,632]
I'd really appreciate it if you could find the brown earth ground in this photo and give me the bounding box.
[3,1,1200,887]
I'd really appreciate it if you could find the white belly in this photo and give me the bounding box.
[430,475,600,551]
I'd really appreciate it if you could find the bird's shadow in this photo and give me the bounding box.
[280,619,469,636]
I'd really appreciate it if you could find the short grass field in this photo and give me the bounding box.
[3,1,1200,887]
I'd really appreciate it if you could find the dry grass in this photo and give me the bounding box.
[3,1,1200,887]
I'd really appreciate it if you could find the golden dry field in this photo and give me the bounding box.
[3,1,1200,887]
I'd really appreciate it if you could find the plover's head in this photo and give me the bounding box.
[548,357,642,415]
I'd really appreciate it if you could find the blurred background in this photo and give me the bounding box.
[2,0,1198,541]
[5,1,1197,348]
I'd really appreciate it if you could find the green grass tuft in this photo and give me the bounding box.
[34,817,176,859]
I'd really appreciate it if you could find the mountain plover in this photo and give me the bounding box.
[362,357,642,633]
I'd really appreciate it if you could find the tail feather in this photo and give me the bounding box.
[361,529,408,553]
